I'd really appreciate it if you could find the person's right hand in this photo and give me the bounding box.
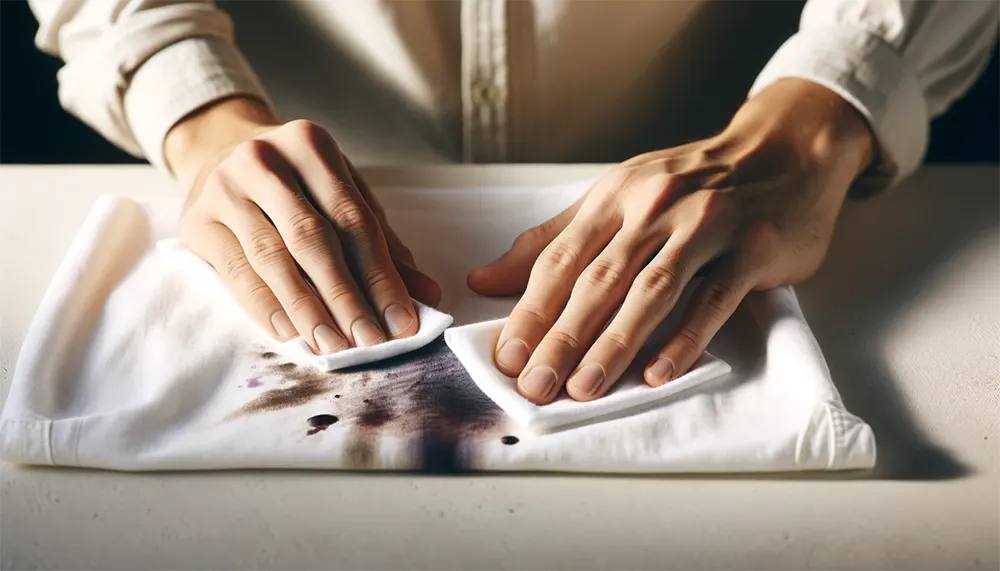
[165,97,441,354]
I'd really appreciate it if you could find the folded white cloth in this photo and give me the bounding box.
[0,183,877,473]
[445,319,731,433]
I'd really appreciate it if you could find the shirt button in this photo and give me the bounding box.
[472,80,502,107]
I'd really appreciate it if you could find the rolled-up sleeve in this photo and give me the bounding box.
[27,0,272,170]
[750,0,999,189]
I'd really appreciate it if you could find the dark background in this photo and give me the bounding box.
[1,0,997,165]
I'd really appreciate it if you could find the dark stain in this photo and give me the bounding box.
[358,397,394,428]
[501,435,519,445]
[230,339,507,472]
[260,351,278,359]
[420,437,466,474]
[245,377,262,388]
[306,414,338,436]
[231,369,338,417]
[346,435,375,468]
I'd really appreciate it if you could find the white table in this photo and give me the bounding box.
[1,165,997,570]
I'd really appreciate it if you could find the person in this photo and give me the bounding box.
[28,0,998,404]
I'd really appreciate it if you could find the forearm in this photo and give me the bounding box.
[26,0,271,170]
[752,0,1000,191]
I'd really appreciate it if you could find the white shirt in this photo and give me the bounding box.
[27,0,999,188]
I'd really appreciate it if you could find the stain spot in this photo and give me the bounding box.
[306,414,338,436]
[334,394,341,399]
[260,351,278,359]
[358,398,394,428]
[501,435,519,445]
[245,377,262,388]
[346,436,374,468]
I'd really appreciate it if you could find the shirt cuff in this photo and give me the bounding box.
[750,26,929,194]
[124,37,272,173]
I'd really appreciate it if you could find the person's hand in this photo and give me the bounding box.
[166,97,441,354]
[467,79,875,404]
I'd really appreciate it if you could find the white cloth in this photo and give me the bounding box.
[26,0,999,185]
[445,319,731,433]
[0,181,876,473]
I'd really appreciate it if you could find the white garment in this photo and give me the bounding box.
[26,0,999,186]
[0,181,876,473]
[445,319,731,434]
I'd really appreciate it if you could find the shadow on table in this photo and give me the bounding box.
[798,167,999,481]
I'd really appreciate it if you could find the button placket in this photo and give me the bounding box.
[461,0,508,163]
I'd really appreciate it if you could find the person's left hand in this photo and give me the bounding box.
[467,78,877,404]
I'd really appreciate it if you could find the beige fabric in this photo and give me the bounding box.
[26,0,999,185]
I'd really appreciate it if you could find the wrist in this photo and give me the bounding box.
[728,78,875,180]
[164,96,278,187]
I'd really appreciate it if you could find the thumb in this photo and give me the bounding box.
[467,201,581,297]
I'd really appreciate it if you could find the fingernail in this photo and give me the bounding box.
[384,303,415,337]
[569,364,605,396]
[519,366,557,400]
[496,339,530,374]
[647,358,675,384]
[271,310,295,339]
[352,318,386,347]
[313,324,348,354]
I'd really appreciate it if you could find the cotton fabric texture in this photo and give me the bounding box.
[0,181,876,473]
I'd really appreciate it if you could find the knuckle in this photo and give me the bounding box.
[285,212,328,253]
[285,119,324,140]
[284,291,317,315]
[675,326,704,353]
[243,281,274,305]
[701,281,737,315]
[536,240,580,277]
[546,329,583,352]
[329,201,372,235]
[637,263,679,297]
[515,221,554,249]
[248,228,286,266]
[511,302,552,329]
[580,259,626,294]
[220,253,254,283]
[322,280,356,306]
[693,189,730,229]
[231,139,273,166]
[362,264,398,293]
[601,331,632,354]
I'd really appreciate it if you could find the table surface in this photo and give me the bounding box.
[1,164,997,571]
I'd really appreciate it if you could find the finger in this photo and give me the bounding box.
[565,230,714,400]
[466,197,584,296]
[221,196,349,354]
[644,260,751,386]
[238,165,388,350]
[187,222,296,342]
[272,121,418,340]
[493,212,619,381]
[515,228,663,404]
[345,158,442,307]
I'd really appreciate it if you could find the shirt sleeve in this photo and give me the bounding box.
[26,0,272,171]
[750,0,999,191]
